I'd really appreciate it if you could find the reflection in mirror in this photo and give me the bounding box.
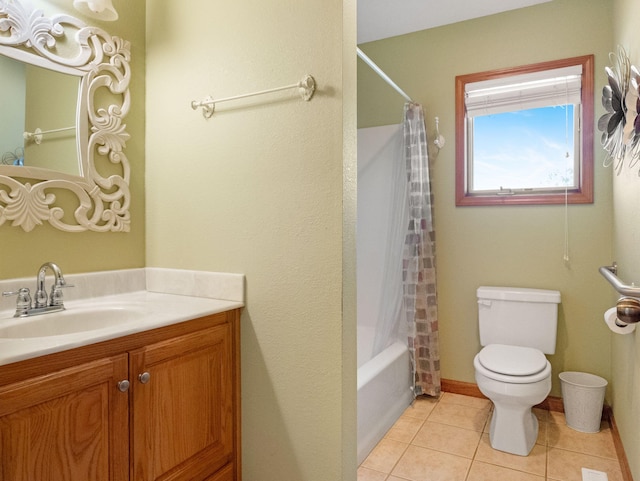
[1,56,80,176]
[0,54,24,167]
[0,0,131,232]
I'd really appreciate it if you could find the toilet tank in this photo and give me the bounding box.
[477,286,561,354]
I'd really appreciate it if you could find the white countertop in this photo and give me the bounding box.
[0,268,245,367]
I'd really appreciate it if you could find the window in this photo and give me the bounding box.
[455,56,594,206]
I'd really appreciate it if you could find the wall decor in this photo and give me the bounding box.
[627,65,640,167]
[597,45,640,175]
[0,0,131,232]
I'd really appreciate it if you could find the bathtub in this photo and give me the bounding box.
[357,339,414,464]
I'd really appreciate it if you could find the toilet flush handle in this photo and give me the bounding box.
[478,299,492,307]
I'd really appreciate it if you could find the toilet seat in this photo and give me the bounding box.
[474,344,551,384]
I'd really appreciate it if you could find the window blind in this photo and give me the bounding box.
[465,65,583,117]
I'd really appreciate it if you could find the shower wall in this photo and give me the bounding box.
[357,123,403,364]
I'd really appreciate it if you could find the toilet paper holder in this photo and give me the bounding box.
[616,298,640,325]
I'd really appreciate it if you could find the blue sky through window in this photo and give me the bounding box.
[472,105,575,191]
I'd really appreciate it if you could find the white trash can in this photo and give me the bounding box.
[559,371,607,433]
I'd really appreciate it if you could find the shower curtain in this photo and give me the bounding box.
[402,103,440,397]
[369,102,440,397]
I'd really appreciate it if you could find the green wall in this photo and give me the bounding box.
[0,0,146,279]
[145,0,357,480]
[611,0,640,478]
[358,0,614,399]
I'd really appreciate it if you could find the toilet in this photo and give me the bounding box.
[473,286,561,456]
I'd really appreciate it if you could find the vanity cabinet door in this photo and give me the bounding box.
[130,324,234,481]
[0,355,130,481]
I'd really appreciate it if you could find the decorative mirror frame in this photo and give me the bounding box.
[0,0,131,232]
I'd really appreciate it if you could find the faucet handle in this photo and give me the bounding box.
[3,288,31,304]
[2,288,32,316]
[50,282,73,307]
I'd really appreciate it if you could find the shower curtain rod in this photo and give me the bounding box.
[357,47,413,103]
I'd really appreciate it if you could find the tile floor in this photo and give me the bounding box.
[358,392,624,481]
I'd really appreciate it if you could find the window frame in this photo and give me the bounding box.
[455,55,594,206]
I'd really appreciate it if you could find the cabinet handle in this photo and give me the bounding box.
[138,372,151,384]
[117,380,130,392]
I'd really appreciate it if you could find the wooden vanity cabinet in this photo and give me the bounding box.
[0,354,130,481]
[130,322,235,481]
[0,309,241,481]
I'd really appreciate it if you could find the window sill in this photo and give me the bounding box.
[455,189,594,206]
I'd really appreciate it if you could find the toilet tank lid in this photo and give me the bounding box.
[477,286,561,303]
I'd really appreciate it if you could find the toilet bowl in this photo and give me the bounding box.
[474,343,552,456]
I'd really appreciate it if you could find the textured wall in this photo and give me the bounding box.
[145,1,356,479]
[611,0,640,477]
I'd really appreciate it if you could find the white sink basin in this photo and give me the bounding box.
[0,303,148,339]
[0,289,243,366]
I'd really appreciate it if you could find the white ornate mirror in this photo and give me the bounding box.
[0,0,131,232]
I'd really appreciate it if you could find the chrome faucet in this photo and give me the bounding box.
[2,262,73,317]
[35,262,68,308]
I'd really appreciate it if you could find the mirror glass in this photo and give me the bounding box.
[1,55,81,176]
[0,0,131,232]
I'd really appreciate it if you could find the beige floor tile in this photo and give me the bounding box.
[440,392,492,410]
[474,433,547,477]
[385,414,425,443]
[428,402,491,432]
[547,422,617,459]
[412,421,482,458]
[547,447,624,481]
[391,445,471,481]
[467,461,545,481]
[358,394,627,481]
[357,467,388,481]
[402,396,439,420]
[358,467,388,481]
[361,438,408,474]
[548,410,566,424]
[533,407,550,423]
[537,419,548,446]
